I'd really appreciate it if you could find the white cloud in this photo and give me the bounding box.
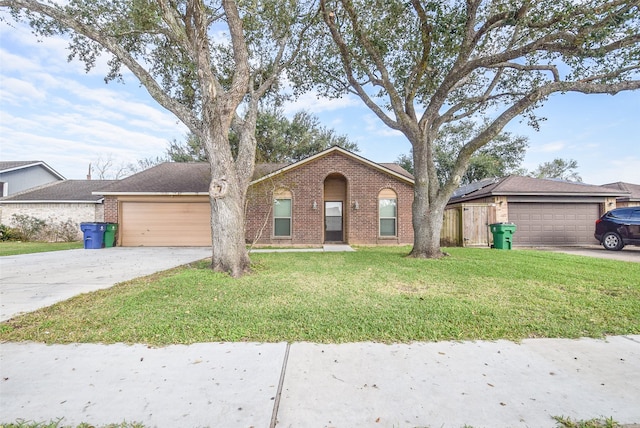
[0,77,47,104]
[283,91,361,116]
[532,141,566,153]
[362,114,403,138]
[581,157,640,184]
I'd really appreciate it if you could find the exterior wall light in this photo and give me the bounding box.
[312,200,318,210]
[353,201,359,210]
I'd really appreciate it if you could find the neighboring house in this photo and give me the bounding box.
[446,176,629,246]
[97,147,415,247]
[601,182,640,207]
[0,161,65,197]
[0,180,117,240]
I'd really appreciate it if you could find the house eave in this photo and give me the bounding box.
[449,191,628,204]
[493,191,629,197]
[0,161,66,180]
[95,192,209,196]
[0,199,103,204]
[249,146,415,186]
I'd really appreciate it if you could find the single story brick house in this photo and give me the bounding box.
[0,180,117,240]
[97,147,415,247]
[446,175,630,246]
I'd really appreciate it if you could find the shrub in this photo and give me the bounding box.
[10,214,46,241]
[55,219,81,242]
[0,223,21,241]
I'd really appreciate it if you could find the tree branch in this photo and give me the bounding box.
[2,0,200,131]
[318,0,401,132]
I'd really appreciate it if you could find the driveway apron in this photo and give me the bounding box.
[0,247,211,321]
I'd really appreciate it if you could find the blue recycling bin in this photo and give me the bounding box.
[80,222,106,249]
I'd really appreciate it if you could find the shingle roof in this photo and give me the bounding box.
[379,163,414,179]
[253,163,290,180]
[250,146,415,185]
[98,162,211,194]
[601,182,640,201]
[450,175,629,202]
[0,180,117,203]
[97,162,295,195]
[0,161,38,171]
[98,149,414,195]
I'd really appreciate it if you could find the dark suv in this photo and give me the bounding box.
[594,207,640,251]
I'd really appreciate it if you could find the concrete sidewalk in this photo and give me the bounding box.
[2,336,639,427]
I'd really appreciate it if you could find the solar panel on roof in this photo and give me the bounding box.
[451,177,499,198]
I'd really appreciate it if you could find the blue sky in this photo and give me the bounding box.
[1,20,639,185]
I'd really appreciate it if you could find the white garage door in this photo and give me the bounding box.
[508,202,600,246]
[121,202,212,246]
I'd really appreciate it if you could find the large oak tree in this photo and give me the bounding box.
[1,0,314,276]
[294,0,640,258]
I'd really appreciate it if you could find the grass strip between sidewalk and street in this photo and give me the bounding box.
[1,247,638,345]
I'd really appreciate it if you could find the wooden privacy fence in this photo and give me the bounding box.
[441,203,497,247]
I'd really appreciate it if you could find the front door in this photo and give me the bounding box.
[325,201,343,242]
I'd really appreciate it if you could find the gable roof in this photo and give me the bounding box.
[449,175,628,203]
[0,161,65,180]
[601,182,640,201]
[96,148,414,195]
[250,146,415,185]
[0,180,117,203]
[97,162,211,195]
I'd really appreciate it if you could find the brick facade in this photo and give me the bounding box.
[104,196,119,223]
[246,151,414,246]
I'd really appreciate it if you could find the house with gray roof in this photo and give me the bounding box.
[0,180,117,240]
[601,182,640,207]
[0,161,65,197]
[446,175,630,246]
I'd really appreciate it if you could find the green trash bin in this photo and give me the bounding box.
[104,223,118,248]
[490,223,517,250]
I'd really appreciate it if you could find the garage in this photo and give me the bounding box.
[508,202,600,246]
[120,201,212,246]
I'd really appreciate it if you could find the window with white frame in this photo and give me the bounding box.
[379,189,397,237]
[274,189,292,237]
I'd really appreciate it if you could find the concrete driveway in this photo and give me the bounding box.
[0,247,211,321]
[534,245,640,262]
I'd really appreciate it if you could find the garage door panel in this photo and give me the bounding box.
[121,202,212,247]
[509,202,599,246]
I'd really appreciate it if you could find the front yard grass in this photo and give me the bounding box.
[1,247,638,345]
[0,241,83,256]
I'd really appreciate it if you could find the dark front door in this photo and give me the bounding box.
[325,201,343,242]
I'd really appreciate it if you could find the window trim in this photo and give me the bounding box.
[273,189,292,238]
[378,189,397,238]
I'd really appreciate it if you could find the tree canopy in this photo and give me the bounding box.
[530,158,582,182]
[294,0,640,258]
[1,0,316,276]
[165,109,359,164]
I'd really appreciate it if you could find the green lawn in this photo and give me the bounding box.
[0,241,83,256]
[1,247,638,345]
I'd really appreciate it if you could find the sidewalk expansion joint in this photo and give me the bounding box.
[270,342,291,428]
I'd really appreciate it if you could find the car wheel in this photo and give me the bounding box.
[602,232,624,251]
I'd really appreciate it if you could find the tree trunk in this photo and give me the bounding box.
[410,197,447,258]
[209,180,251,277]
[409,141,447,259]
[205,128,251,278]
